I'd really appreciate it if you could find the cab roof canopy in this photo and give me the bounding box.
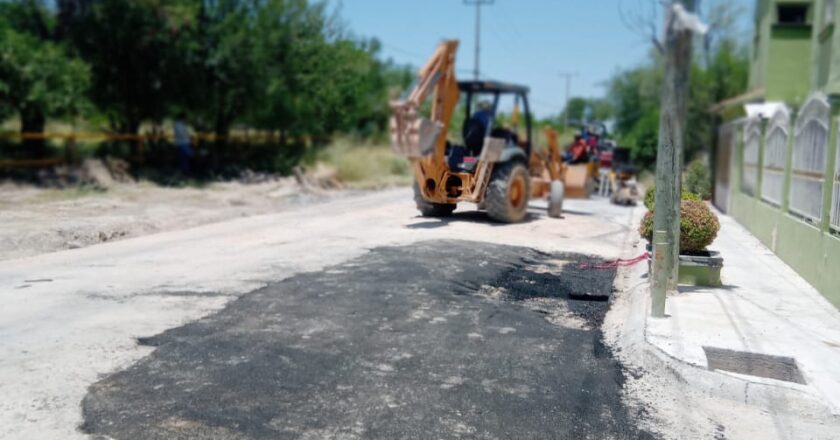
[458,80,529,94]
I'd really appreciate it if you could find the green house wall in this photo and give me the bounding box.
[730,192,840,308]
[767,26,814,102]
[720,1,840,308]
[750,0,815,104]
[725,105,840,309]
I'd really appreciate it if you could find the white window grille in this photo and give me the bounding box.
[742,117,761,196]
[832,133,840,232]
[762,107,790,206]
[791,94,830,224]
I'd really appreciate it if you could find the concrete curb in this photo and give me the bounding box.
[605,248,840,439]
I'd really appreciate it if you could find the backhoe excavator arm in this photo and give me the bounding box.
[389,41,460,199]
[543,126,564,181]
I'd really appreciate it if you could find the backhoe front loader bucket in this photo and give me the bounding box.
[390,109,443,159]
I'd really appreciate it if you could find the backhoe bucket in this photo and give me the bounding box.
[564,164,595,199]
[389,109,443,159]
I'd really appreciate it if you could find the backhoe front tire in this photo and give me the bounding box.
[485,161,530,223]
[413,183,456,217]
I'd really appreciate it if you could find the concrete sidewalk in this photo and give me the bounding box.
[646,209,840,414]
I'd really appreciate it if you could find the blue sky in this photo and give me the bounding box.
[330,0,754,117]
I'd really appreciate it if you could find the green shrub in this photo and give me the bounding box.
[644,186,656,211]
[317,138,413,188]
[638,200,720,253]
[684,159,712,200]
[680,200,720,252]
[644,184,702,211]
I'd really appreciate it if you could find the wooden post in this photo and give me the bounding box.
[653,0,696,300]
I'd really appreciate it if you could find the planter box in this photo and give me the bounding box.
[678,251,723,287]
[646,245,723,287]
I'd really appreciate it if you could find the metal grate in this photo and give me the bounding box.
[791,94,830,223]
[742,118,761,196]
[762,108,790,206]
[704,346,806,384]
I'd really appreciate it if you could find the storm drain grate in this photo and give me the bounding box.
[703,347,806,385]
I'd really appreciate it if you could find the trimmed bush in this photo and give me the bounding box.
[684,159,712,200]
[644,184,702,211]
[644,187,656,211]
[639,211,654,240]
[639,200,720,253]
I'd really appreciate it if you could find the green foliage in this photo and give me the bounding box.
[317,137,412,188]
[638,200,720,253]
[684,159,712,200]
[607,3,749,169]
[0,1,90,129]
[679,200,720,253]
[639,211,653,241]
[608,61,662,167]
[644,186,656,211]
[644,184,702,211]
[62,0,184,132]
[560,97,613,127]
[50,0,401,141]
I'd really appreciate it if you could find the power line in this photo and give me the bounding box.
[529,97,566,112]
[379,43,428,65]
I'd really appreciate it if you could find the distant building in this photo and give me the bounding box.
[713,0,840,309]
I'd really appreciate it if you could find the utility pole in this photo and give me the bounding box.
[558,72,578,132]
[464,0,495,80]
[651,0,699,317]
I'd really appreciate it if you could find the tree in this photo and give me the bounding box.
[170,0,395,141]
[63,0,185,133]
[607,58,663,167]
[607,3,747,168]
[169,0,262,137]
[2,0,416,157]
[0,1,89,137]
[559,97,613,128]
[245,1,397,141]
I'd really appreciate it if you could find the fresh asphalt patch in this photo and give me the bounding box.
[81,240,655,439]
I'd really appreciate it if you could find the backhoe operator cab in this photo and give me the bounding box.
[390,40,550,223]
[454,81,532,171]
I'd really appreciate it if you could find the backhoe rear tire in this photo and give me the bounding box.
[414,183,456,217]
[485,161,530,223]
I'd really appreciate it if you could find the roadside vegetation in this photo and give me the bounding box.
[1,0,749,185]
[315,137,412,189]
[604,2,749,169]
[0,0,413,178]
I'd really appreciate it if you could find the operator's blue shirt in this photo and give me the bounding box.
[472,110,494,135]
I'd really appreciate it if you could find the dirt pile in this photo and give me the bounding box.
[293,164,344,192]
[33,158,135,190]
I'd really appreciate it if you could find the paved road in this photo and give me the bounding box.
[1,189,645,439]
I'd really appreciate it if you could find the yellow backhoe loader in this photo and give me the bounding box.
[390,40,567,222]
